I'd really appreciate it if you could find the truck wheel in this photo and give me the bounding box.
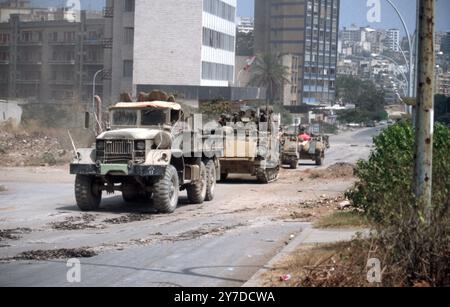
[75,175,101,211]
[205,160,216,201]
[316,154,324,166]
[187,161,207,204]
[153,165,179,213]
[290,160,299,169]
[220,173,229,182]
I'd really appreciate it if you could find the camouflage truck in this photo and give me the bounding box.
[70,94,221,214]
[218,107,281,183]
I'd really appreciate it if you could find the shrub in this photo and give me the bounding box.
[346,121,450,286]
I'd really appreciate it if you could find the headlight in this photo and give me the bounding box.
[96,140,105,151]
[135,140,146,151]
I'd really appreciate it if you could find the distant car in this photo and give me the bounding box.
[366,121,376,128]
[387,119,395,125]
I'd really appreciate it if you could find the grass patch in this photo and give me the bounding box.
[315,211,369,229]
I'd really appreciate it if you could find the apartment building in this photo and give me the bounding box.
[0,11,105,104]
[386,28,400,52]
[255,0,340,106]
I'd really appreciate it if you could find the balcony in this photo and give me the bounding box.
[49,40,77,46]
[16,79,40,85]
[83,60,103,66]
[84,39,103,45]
[49,79,75,86]
[49,59,76,65]
[103,6,114,18]
[18,60,42,65]
[18,40,43,46]
[0,60,9,65]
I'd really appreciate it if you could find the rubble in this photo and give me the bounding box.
[50,214,102,231]
[0,228,32,241]
[11,248,97,261]
[0,124,72,167]
[103,214,155,225]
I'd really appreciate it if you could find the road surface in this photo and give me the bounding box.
[0,127,380,287]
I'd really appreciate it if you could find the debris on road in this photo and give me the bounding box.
[103,213,155,225]
[338,201,352,210]
[10,248,97,261]
[50,214,102,231]
[0,184,7,192]
[307,163,355,180]
[0,228,32,241]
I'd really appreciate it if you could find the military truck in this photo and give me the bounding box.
[281,125,329,168]
[70,93,221,213]
[218,106,281,183]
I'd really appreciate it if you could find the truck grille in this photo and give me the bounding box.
[99,140,133,164]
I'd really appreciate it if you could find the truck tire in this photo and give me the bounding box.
[187,161,207,204]
[153,165,179,213]
[316,154,324,166]
[75,175,101,211]
[205,160,216,201]
[290,160,299,169]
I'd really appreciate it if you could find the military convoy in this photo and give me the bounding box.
[70,92,330,213]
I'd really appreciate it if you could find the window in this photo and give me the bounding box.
[124,0,135,12]
[124,27,134,45]
[202,27,234,52]
[112,110,137,126]
[202,61,234,81]
[203,0,235,22]
[123,60,133,77]
[141,109,167,126]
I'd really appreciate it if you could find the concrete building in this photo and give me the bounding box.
[386,28,400,52]
[255,0,340,106]
[0,11,105,104]
[442,32,450,55]
[103,0,248,107]
[436,72,450,97]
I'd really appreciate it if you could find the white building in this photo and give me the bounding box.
[237,16,254,34]
[134,0,236,88]
[386,29,400,52]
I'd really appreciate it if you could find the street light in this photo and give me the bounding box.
[385,0,415,98]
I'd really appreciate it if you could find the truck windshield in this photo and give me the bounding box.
[112,110,138,126]
[141,109,167,126]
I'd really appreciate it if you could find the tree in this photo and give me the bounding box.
[249,54,290,105]
[236,31,254,56]
[335,76,387,123]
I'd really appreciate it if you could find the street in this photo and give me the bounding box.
[0,127,380,287]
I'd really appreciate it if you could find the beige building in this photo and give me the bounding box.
[436,72,450,97]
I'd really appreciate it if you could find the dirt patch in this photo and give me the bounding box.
[276,196,346,222]
[103,213,155,225]
[0,228,32,241]
[50,214,102,231]
[306,163,355,180]
[10,248,97,261]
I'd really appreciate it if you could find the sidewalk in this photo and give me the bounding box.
[243,224,368,287]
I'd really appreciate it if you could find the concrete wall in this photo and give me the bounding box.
[133,0,203,86]
[0,101,22,124]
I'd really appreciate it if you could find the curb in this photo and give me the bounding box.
[242,226,368,287]
[242,226,315,287]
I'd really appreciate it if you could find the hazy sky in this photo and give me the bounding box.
[238,0,450,33]
[24,0,450,33]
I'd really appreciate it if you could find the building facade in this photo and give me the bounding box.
[386,28,400,52]
[442,32,450,55]
[103,0,237,106]
[0,11,104,104]
[255,0,340,106]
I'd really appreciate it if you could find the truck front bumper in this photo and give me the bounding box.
[70,163,166,177]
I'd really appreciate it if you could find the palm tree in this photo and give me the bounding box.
[249,53,291,105]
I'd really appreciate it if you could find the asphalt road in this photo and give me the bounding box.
[0,127,381,287]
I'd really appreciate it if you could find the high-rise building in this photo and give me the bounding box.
[103,0,240,107]
[255,0,340,106]
[386,28,400,52]
[442,32,450,55]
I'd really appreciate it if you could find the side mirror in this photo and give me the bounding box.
[84,112,90,129]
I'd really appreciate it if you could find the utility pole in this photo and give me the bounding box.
[414,0,435,220]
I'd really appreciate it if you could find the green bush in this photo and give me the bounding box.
[346,121,450,286]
